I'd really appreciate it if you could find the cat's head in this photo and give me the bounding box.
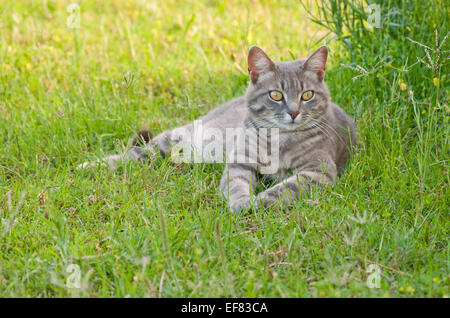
[245,46,331,131]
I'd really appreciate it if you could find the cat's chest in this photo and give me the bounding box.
[262,134,317,176]
[267,150,298,177]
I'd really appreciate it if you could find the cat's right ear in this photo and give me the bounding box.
[247,46,274,84]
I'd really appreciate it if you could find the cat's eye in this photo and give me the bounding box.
[301,90,314,101]
[269,90,283,101]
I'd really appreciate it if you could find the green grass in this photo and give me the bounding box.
[0,0,448,297]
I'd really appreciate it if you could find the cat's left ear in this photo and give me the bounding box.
[303,46,328,81]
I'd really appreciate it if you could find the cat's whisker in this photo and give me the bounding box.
[308,121,332,140]
[309,117,347,145]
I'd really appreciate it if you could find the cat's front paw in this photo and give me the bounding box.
[253,193,278,209]
[229,197,252,214]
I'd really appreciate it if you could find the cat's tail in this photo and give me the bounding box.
[130,129,154,147]
[77,128,157,170]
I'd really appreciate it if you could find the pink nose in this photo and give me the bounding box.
[288,111,300,119]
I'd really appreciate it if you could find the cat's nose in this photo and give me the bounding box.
[288,111,300,120]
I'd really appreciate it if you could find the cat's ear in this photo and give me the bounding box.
[303,46,328,81]
[247,46,275,84]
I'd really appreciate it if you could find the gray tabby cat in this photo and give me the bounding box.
[79,46,357,213]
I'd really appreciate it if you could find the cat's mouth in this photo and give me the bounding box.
[283,112,302,125]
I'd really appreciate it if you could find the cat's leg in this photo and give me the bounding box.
[254,154,337,209]
[77,129,173,170]
[219,163,257,213]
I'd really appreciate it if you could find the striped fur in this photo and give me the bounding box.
[79,46,357,213]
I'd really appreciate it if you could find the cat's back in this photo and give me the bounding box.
[330,102,357,173]
[331,103,357,145]
[200,96,248,130]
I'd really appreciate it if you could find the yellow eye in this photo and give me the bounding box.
[301,90,314,101]
[269,90,283,101]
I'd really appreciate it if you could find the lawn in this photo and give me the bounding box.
[0,0,448,297]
